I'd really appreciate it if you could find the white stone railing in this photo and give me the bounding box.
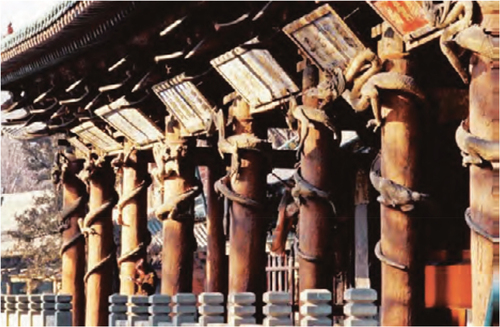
[1,288,379,326]
[1,294,72,327]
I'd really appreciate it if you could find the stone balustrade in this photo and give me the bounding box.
[198,292,224,326]
[173,293,197,326]
[0,294,71,326]
[300,289,333,326]
[343,288,378,326]
[0,289,380,326]
[228,292,256,326]
[263,291,292,326]
[149,294,172,326]
[109,294,128,326]
[128,295,150,326]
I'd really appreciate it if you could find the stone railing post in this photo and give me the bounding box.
[16,295,30,327]
[42,294,56,326]
[344,288,378,326]
[55,295,72,326]
[228,292,256,326]
[108,294,127,326]
[5,295,17,327]
[128,295,150,326]
[1,295,6,327]
[149,294,171,326]
[299,289,332,326]
[29,295,43,326]
[263,291,292,326]
[198,292,224,326]
[172,293,197,326]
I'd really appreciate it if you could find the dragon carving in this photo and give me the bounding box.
[455,120,500,168]
[426,1,497,82]
[343,49,425,131]
[370,154,429,212]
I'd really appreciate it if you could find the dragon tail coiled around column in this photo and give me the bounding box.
[288,82,342,262]
[464,208,500,243]
[154,178,203,222]
[214,174,264,209]
[59,193,88,257]
[374,240,408,271]
[53,150,89,257]
[455,120,500,168]
[369,154,429,212]
[294,234,324,263]
[115,174,152,225]
[291,167,341,263]
[217,132,269,177]
[290,103,342,160]
[113,150,154,268]
[81,189,119,284]
[292,168,337,216]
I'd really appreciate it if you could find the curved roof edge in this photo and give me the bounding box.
[1,1,79,52]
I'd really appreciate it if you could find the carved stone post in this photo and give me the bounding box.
[228,292,257,326]
[172,293,197,325]
[113,142,151,295]
[457,2,499,325]
[1,295,5,327]
[198,292,225,325]
[109,294,127,326]
[81,154,118,326]
[149,294,172,326]
[216,99,269,319]
[154,117,199,295]
[5,295,16,326]
[55,294,73,326]
[53,151,87,326]
[376,28,426,326]
[299,289,332,326]
[127,295,150,326]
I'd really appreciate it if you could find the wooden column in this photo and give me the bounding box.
[4,276,12,295]
[228,99,267,316]
[469,3,499,325]
[60,154,86,326]
[354,169,370,288]
[206,162,228,295]
[118,142,149,295]
[85,158,117,326]
[298,62,335,292]
[378,32,425,326]
[160,122,196,295]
